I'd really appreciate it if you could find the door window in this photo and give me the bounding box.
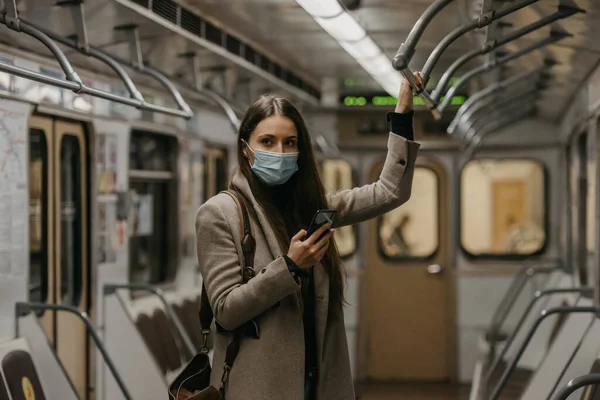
[378,167,439,260]
[461,159,547,257]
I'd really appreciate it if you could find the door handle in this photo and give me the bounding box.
[427,264,443,274]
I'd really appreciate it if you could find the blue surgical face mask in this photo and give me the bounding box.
[243,140,299,186]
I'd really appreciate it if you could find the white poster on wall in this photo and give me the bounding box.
[0,99,31,277]
[136,194,153,236]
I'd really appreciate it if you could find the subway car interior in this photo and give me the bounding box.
[0,0,600,399]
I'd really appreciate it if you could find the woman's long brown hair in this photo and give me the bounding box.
[232,94,346,312]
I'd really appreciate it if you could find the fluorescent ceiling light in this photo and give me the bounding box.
[359,53,393,76]
[339,37,381,59]
[294,0,404,97]
[295,0,343,18]
[314,13,365,42]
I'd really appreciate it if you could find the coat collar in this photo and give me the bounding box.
[230,168,330,360]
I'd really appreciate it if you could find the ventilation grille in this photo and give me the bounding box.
[129,0,321,100]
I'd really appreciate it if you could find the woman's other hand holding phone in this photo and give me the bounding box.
[287,224,334,270]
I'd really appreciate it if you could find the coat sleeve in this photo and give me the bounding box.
[327,132,420,228]
[196,201,300,331]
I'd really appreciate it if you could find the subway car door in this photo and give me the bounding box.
[366,156,450,381]
[28,115,90,398]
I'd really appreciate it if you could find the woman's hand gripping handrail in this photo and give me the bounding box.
[391,0,456,118]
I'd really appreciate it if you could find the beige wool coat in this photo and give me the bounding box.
[195,132,420,400]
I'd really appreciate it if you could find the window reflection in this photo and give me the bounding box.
[378,167,438,259]
[59,135,83,306]
[202,145,228,200]
[29,129,48,306]
[461,159,546,256]
[128,131,177,285]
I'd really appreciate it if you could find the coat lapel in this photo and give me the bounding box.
[231,169,330,361]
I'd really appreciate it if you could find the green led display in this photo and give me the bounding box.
[342,95,467,107]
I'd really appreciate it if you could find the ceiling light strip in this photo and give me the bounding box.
[295,0,402,97]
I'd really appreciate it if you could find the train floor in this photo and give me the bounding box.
[356,383,471,400]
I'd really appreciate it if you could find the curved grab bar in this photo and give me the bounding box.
[0,14,193,118]
[450,72,550,135]
[460,90,541,141]
[15,18,145,103]
[552,373,600,400]
[487,263,563,348]
[433,4,584,103]
[420,0,541,83]
[15,302,133,400]
[437,31,567,113]
[392,0,456,71]
[135,67,193,118]
[195,88,241,132]
[485,287,593,385]
[454,83,545,136]
[464,108,535,159]
[487,306,600,400]
[450,66,547,129]
[464,100,537,144]
[21,18,192,118]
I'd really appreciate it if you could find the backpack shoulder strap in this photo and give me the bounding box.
[220,189,256,282]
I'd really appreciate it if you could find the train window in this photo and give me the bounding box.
[461,159,546,256]
[319,159,356,258]
[202,145,229,200]
[129,131,178,285]
[378,167,439,259]
[59,135,83,306]
[29,129,48,306]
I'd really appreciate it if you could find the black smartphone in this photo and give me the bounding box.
[305,209,337,240]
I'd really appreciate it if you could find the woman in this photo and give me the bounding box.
[195,74,422,400]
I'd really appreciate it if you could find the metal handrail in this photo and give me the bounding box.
[15,302,133,400]
[461,94,540,143]
[391,0,457,115]
[449,66,547,130]
[463,107,536,159]
[195,88,241,132]
[0,6,193,119]
[420,0,541,83]
[432,3,584,105]
[103,283,197,358]
[436,31,566,113]
[487,306,600,400]
[485,287,592,384]
[450,74,549,135]
[460,90,540,140]
[487,264,562,349]
[23,17,193,119]
[553,373,600,400]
